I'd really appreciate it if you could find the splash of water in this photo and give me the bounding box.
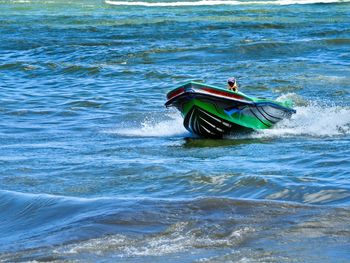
[254,94,350,138]
[112,98,349,138]
[111,112,189,137]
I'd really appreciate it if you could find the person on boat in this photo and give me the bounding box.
[227,77,238,92]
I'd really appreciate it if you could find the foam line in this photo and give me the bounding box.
[105,0,350,7]
[106,0,242,6]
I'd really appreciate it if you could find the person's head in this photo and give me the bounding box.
[227,77,236,88]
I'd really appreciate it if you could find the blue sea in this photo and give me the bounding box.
[0,0,350,261]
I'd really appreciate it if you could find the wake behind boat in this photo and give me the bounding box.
[165,81,296,138]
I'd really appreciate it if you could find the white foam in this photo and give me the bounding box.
[275,0,350,4]
[111,112,189,137]
[253,102,350,138]
[105,0,349,7]
[10,0,31,3]
[56,222,253,257]
[108,97,349,139]
[106,0,244,6]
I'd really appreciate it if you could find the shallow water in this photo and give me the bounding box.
[0,0,350,262]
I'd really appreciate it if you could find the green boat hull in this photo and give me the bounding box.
[165,81,296,138]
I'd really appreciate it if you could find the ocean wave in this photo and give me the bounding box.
[105,0,350,7]
[1,190,349,261]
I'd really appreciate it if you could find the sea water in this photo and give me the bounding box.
[0,0,349,261]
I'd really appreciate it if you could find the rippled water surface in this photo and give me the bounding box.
[1,0,350,262]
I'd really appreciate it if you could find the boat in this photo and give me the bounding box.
[165,81,296,138]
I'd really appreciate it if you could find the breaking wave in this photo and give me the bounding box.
[1,190,349,262]
[105,0,350,7]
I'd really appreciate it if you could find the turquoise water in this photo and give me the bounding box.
[1,0,350,261]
